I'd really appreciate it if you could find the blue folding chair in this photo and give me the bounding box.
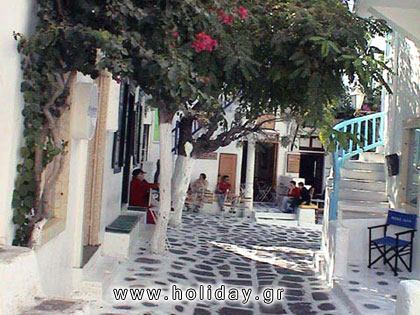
[368,210,417,276]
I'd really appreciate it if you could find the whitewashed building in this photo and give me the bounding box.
[0,2,142,313]
[321,0,420,313]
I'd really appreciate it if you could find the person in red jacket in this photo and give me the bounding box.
[215,175,231,212]
[280,180,301,213]
[129,169,159,208]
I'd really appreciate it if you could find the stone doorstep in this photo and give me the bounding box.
[20,297,91,315]
[73,220,153,302]
[72,254,121,302]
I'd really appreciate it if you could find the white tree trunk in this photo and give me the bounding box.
[150,120,172,254]
[244,138,256,212]
[170,145,195,226]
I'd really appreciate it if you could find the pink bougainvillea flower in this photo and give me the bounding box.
[172,31,180,39]
[237,6,249,20]
[191,32,218,53]
[218,10,234,25]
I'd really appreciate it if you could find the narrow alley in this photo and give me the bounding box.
[95,212,348,315]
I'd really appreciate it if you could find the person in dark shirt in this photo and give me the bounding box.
[129,169,159,208]
[280,181,301,212]
[298,182,311,205]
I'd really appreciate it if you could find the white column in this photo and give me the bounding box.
[244,137,256,212]
[68,139,89,268]
[395,280,420,315]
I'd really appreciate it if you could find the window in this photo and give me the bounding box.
[132,100,142,165]
[111,82,129,173]
[299,136,324,151]
[111,82,142,172]
[152,110,160,142]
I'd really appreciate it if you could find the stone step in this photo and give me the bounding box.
[359,152,385,163]
[342,211,388,220]
[341,168,385,181]
[343,160,385,172]
[340,178,386,191]
[0,246,43,315]
[339,188,387,202]
[339,200,390,213]
[255,212,296,220]
[20,298,90,315]
[72,251,121,301]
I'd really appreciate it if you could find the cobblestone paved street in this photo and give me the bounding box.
[95,211,350,315]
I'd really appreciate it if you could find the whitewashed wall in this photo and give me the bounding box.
[190,142,244,195]
[383,33,420,210]
[0,0,36,245]
[99,81,124,240]
[35,78,123,296]
[99,132,123,243]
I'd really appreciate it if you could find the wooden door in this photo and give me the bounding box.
[83,74,112,246]
[218,153,237,194]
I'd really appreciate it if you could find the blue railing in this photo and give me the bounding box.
[329,111,386,220]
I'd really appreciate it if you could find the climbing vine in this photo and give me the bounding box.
[11,5,127,246]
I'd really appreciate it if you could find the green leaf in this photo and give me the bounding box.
[309,36,326,42]
[328,41,341,54]
[289,68,303,79]
[24,159,34,169]
[321,42,329,58]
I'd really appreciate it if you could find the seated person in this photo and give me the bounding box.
[190,173,209,212]
[298,182,311,205]
[129,169,159,208]
[280,181,301,213]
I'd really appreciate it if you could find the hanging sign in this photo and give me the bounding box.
[287,154,301,173]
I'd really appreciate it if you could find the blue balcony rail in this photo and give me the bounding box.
[329,111,386,220]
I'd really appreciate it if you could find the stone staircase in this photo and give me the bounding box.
[339,153,389,219]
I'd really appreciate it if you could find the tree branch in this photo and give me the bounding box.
[56,0,64,18]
